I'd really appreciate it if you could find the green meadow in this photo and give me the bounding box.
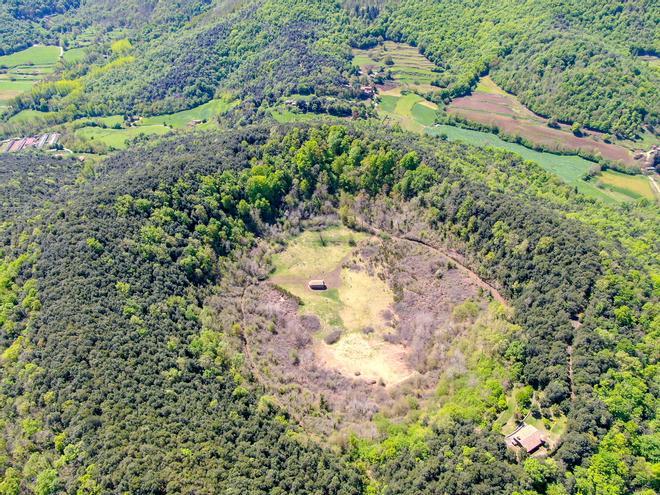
[62,47,88,64]
[0,46,62,114]
[0,46,61,68]
[138,97,238,128]
[75,124,171,149]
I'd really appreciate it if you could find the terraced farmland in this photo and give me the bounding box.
[375,89,655,203]
[0,46,59,112]
[353,41,438,93]
[448,76,654,169]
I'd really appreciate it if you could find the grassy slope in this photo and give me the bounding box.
[427,125,618,203]
[75,124,171,149]
[6,109,57,123]
[353,41,436,91]
[62,47,88,63]
[68,99,237,151]
[138,97,238,128]
[0,46,60,67]
[597,170,655,201]
[0,45,61,113]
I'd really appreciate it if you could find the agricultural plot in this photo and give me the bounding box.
[377,89,439,133]
[375,87,655,203]
[69,98,238,151]
[138,97,238,128]
[447,76,653,169]
[595,170,655,201]
[353,41,438,93]
[6,109,57,124]
[0,45,61,114]
[62,47,88,64]
[75,124,171,149]
[0,45,61,67]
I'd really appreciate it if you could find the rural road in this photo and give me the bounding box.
[648,175,660,198]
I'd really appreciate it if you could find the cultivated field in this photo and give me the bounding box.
[62,47,88,64]
[138,96,238,128]
[377,88,439,133]
[67,97,238,151]
[447,76,653,169]
[0,44,95,116]
[373,83,655,203]
[75,123,171,149]
[597,170,655,201]
[353,41,438,93]
[0,46,61,113]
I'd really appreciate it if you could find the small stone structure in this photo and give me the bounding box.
[308,279,327,290]
[506,423,546,454]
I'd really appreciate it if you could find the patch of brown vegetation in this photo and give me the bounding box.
[241,236,492,436]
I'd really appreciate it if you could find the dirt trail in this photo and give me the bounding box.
[648,175,660,198]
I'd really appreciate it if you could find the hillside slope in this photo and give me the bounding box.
[0,124,657,494]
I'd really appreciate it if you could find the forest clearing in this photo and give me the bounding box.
[241,223,505,436]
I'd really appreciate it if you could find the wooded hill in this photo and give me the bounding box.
[0,124,657,494]
[0,1,658,494]
[4,0,658,140]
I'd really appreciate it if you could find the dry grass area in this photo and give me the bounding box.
[596,170,656,201]
[315,333,413,385]
[448,76,649,168]
[271,226,408,385]
[244,225,496,435]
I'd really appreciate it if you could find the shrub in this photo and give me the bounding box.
[324,329,342,344]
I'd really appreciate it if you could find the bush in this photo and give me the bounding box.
[324,329,342,345]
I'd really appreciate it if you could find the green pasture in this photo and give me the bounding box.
[63,47,88,63]
[0,45,63,109]
[7,109,57,123]
[138,97,238,128]
[270,107,339,124]
[378,92,438,132]
[76,124,171,149]
[0,46,60,68]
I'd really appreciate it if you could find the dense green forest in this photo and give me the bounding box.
[1,124,657,493]
[1,0,659,493]
[379,0,659,138]
[3,0,657,139]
